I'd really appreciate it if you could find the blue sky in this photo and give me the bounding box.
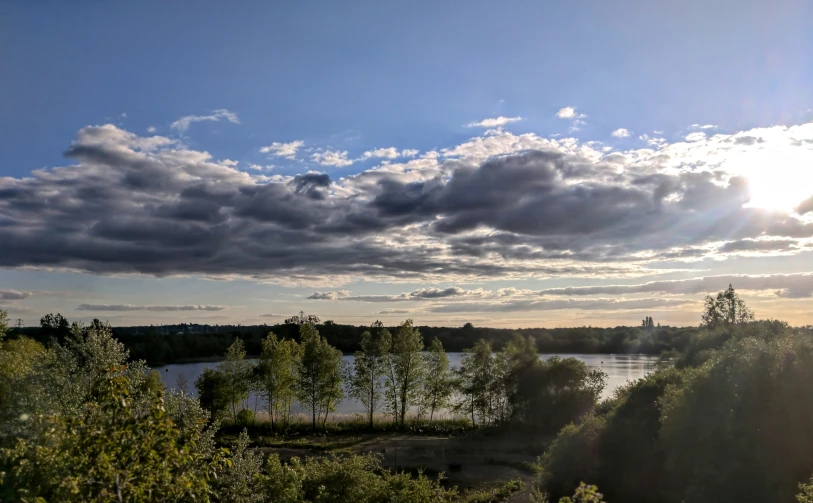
[2,0,813,327]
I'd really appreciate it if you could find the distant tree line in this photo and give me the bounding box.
[13,312,700,367]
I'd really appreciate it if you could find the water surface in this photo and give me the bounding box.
[157,353,659,416]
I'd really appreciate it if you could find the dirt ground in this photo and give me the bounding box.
[260,429,547,500]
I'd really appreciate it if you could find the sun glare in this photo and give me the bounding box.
[728,148,813,213]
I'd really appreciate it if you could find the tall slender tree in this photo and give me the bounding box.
[419,337,454,421]
[295,323,343,429]
[256,332,300,428]
[348,329,388,428]
[218,339,253,424]
[385,319,425,426]
[456,339,495,426]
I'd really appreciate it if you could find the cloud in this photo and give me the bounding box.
[361,147,419,160]
[377,309,411,314]
[260,140,304,159]
[611,128,631,138]
[556,107,587,131]
[171,109,240,132]
[0,290,30,300]
[691,124,718,129]
[1,121,813,287]
[429,297,690,314]
[311,149,353,167]
[533,273,813,299]
[76,304,227,311]
[147,126,156,133]
[307,286,488,302]
[259,313,278,318]
[556,107,585,119]
[467,117,523,128]
[307,291,351,300]
[685,132,706,142]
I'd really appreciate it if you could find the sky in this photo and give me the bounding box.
[1,0,813,328]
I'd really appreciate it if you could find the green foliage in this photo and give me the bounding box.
[214,429,265,503]
[220,339,254,424]
[195,367,230,420]
[701,283,755,328]
[798,478,813,503]
[347,328,388,427]
[420,337,455,421]
[262,453,457,503]
[558,483,605,503]
[0,372,227,503]
[0,309,8,342]
[461,479,524,502]
[540,320,813,503]
[385,319,425,426]
[456,339,496,426]
[660,330,813,502]
[538,368,686,502]
[256,332,300,428]
[295,323,344,429]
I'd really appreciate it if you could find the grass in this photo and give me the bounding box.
[459,479,525,502]
[485,456,538,475]
[219,411,474,437]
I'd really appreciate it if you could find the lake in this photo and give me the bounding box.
[157,353,659,417]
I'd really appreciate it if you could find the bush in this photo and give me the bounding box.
[236,408,255,425]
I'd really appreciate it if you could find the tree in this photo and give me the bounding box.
[285,311,320,326]
[218,339,253,424]
[256,332,300,428]
[385,319,425,426]
[701,284,754,327]
[420,337,454,421]
[456,339,495,426]
[0,309,8,342]
[195,367,229,420]
[295,323,343,429]
[641,316,654,330]
[39,312,71,341]
[0,372,227,503]
[348,329,388,427]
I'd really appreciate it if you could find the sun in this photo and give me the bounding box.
[729,148,813,213]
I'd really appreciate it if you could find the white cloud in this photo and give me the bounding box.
[467,116,523,128]
[170,109,240,132]
[611,128,631,138]
[362,147,400,159]
[312,149,353,167]
[260,140,304,159]
[691,124,718,129]
[362,147,422,160]
[684,132,707,142]
[556,107,586,120]
[248,164,275,172]
[146,126,157,133]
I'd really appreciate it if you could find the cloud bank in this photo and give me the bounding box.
[1,120,813,289]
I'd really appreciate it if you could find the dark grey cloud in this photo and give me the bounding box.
[76,304,227,312]
[1,125,812,285]
[259,313,278,318]
[0,290,30,300]
[718,239,797,253]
